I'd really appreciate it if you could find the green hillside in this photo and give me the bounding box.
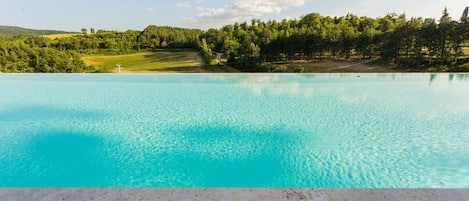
[81,51,206,73]
[0,25,73,36]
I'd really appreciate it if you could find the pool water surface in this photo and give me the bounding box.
[0,74,468,187]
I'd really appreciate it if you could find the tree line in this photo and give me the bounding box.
[200,7,469,71]
[0,7,468,73]
[0,35,94,73]
[56,26,202,54]
[0,26,202,72]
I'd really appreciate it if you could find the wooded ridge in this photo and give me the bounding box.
[0,25,73,37]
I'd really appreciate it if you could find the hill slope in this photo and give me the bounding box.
[81,51,208,73]
[0,25,73,36]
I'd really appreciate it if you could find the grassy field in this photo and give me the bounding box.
[81,51,210,73]
[43,33,79,39]
[278,60,399,73]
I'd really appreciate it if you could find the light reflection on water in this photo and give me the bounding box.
[0,73,468,187]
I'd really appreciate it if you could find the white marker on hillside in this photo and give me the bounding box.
[116,63,122,73]
[216,52,223,64]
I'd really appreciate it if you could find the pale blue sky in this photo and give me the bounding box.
[0,0,467,31]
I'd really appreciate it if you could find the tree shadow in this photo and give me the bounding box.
[146,66,199,72]
[142,52,190,63]
[2,130,117,187]
[1,105,314,187]
[149,124,310,187]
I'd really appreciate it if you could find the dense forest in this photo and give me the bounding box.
[200,7,469,72]
[0,35,93,73]
[1,7,468,73]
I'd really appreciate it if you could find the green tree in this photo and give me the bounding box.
[462,7,469,22]
[222,39,240,63]
[439,7,452,63]
[198,38,213,65]
[421,18,439,65]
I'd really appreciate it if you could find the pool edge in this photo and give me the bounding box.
[1,188,468,201]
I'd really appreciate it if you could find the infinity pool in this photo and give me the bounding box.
[1,74,468,187]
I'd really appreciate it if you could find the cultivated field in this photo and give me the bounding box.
[81,51,208,73]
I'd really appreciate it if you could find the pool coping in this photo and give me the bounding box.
[1,188,469,201]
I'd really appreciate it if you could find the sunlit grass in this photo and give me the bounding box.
[81,51,204,73]
[43,34,79,39]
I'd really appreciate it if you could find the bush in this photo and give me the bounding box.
[258,62,275,72]
[273,65,288,72]
[426,65,450,72]
[294,65,305,73]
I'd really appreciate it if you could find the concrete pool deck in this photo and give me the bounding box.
[1,189,469,201]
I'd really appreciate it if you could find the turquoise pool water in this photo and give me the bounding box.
[0,74,468,188]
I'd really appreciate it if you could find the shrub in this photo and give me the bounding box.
[273,65,288,72]
[294,65,305,73]
[258,62,275,72]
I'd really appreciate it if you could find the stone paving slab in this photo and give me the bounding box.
[1,188,468,201]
